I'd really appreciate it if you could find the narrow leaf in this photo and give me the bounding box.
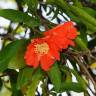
[7,69,23,96]
[75,37,89,51]
[47,62,61,92]
[0,9,40,28]
[0,40,25,72]
[25,0,38,13]
[62,66,86,90]
[8,40,28,69]
[26,68,43,96]
[70,6,96,26]
[60,82,85,92]
[17,67,34,89]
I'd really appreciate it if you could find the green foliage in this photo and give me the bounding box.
[26,68,43,96]
[90,0,96,3]
[8,40,28,69]
[5,69,23,96]
[61,66,86,92]
[25,0,38,13]
[0,0,96,95]
[77,22,87,45]
[60,82,84,92]
[0,40,26,72]
[47,62,61,92]
[83,7,96,17]
[0,9,40,28]
[17,67,34,89]
[75,37,88,51]
[70,6,96,26]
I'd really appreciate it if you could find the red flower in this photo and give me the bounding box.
[44,21,78,50]
[24,38,60,71]
[24,21,78,71]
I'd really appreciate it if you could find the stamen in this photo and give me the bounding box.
[34,43,49,54]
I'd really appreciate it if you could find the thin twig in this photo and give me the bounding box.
[74,56,96,93]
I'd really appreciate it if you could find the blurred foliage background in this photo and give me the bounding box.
[0,0,96,96]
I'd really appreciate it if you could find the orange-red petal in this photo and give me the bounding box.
[24,43,39,68]
[67,27,78,39]
[40,55,54,71]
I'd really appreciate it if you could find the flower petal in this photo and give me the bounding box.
[48,43,60,60]
[66,39,75,47]
[40,55,54,71]
[67,28,78,39]
[24,43,39,68]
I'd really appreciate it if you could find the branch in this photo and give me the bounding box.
[74,56,96,93]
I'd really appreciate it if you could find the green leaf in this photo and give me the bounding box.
[71,0,82,7]
[60,82,85,92]
[75,37,89,51]
[61,66,86,90]
[26,68,43,96]
[65,71,72,82]
[47,62,61,92]
[81,19,96,34]
[83,7,96,17]
[6,69,23,96]
[77,22,87,45]
[8,40,28,69]
[70,6,96,26]
[0,40,25,72]
[71,69,86,89]
[0,9,40,28]
[90,0,96,3]
[61,66,85,92]
[17,67,34,89]
[25,0,38,13]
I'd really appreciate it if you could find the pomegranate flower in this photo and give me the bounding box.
[24,38,60,71]
[24,21,78,71]
[44,21,78,50]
